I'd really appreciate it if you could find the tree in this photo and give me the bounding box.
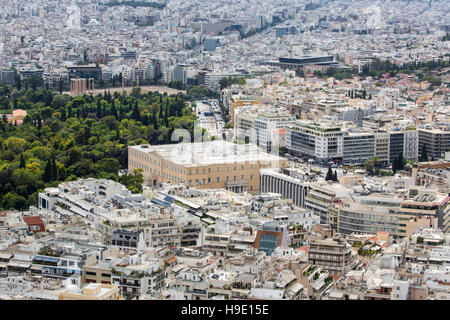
[0,85,198,210]
[19,153,25,169]
[96,100,102,118]
[52,94,70,109]
[393,153,405,173]
[96,158,121,174]
[420,144,428,162]
[59,79,64,94]
[111,100,117,119]
[43,159,52,182]
[364,157,380,175]
[2,192,27,210]
[51,155,58,181]
[60,108,67,122]
[325,165,334,181]
[119,169,144,194]
[295,68,305,77]
[131,101,141,121]
[333,170,338,182]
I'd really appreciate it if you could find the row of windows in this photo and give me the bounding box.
[188,164,259,175]
[188,174,254,185]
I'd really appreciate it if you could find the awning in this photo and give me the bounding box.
[287,282,304,295]
[171,264,185,273]
[7,261,31,269]
[30,264,44,271]
[0,252,13,260]
[34,255,60,263]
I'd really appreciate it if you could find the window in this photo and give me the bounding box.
[216,177,220,182]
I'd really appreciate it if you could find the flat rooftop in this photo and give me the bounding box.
[130,141,286,167]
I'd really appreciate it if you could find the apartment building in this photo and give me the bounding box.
[374,131,390,164]
[173,268,208,300]
[342,132,375,165]
[83,261,113,285]
[308,237,357,276]
[332,188,448,237]
[230,96,258,126]
[59,282,121,300]
[286,122,344,164]
[235,107,296,151]
[418,128,450,160]
[259,169,310,208]
[172,64,188,84]
[304,182,352,224]
[110,257,165,300]
[403,130,419,162]
[128,141,288,193]
[0,69,14,86]
[202,225,230,259]
[253,222,290,256]
[208,270,236,299]
[398,189,450,234]
[336,202,432,238]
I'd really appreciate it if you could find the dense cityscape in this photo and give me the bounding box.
[0,0,448,302]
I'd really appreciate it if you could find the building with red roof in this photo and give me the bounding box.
[23,216,45,233]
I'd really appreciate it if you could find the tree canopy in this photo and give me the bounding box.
[0,83,197,210]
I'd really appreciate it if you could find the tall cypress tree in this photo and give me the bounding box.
[111,100,117,119]
[96,100,102,118]
[392,156,398,173]
[420,144,428,162]
[60,108,66,122]
[102,104,107,118]
[397,153,405,171]
[51,155,58,181]
[68,105,73,119]
[19,153,25,169]
[131,101,141,121]
[43,159,51,182]
[36,114,42,131]
[164,105,169,127]
[326,165,334,181]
